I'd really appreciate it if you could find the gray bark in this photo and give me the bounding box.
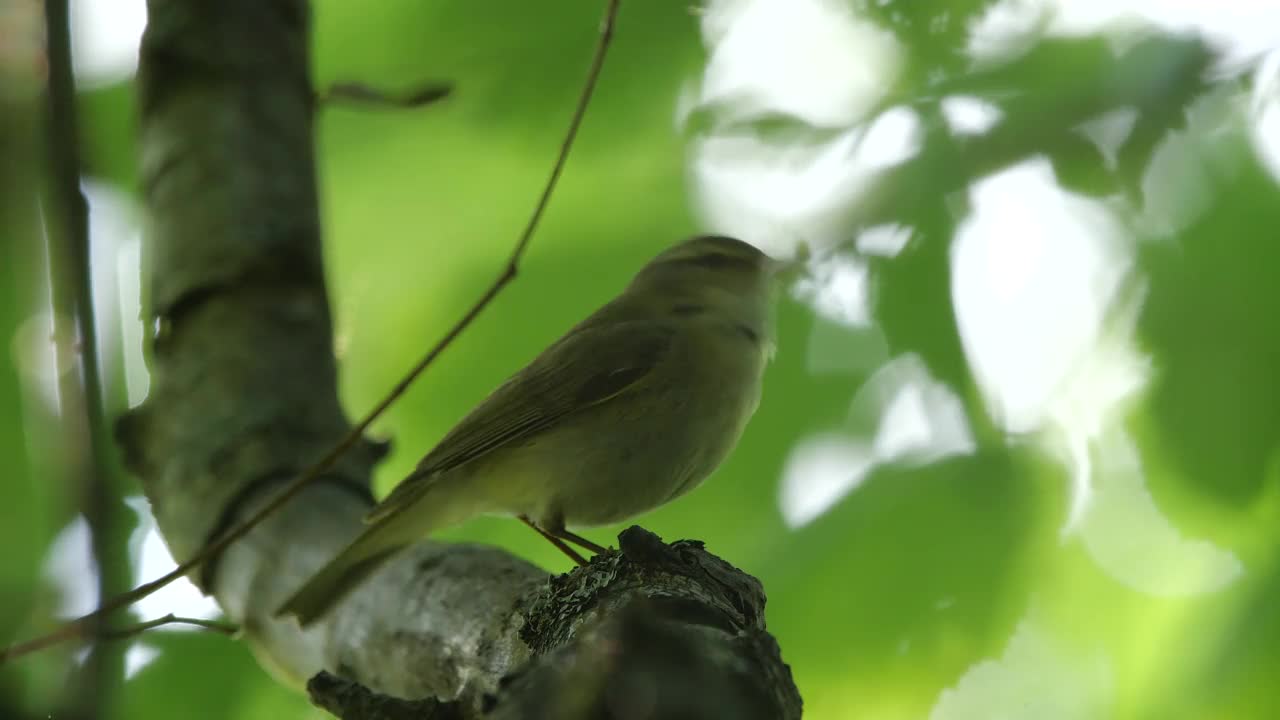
[118,0,801,718]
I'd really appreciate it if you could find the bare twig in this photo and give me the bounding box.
[0,614,237,660]
[0,0,622,664]
[99,614,238,642]
[318,81,453,110]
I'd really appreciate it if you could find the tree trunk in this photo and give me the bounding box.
[117,1,802,717]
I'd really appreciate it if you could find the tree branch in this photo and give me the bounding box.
[317,81,453,110]
[308,672,464,720]
[491,527,801,720]
[40,1,135,713]
[10,1,803,718]
[98,614,238,642]
[2,0,618,664]
[306,528,802,720]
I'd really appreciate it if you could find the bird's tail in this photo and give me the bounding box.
[274,506,421,627]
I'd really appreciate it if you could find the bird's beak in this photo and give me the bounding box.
[764,255,801,278]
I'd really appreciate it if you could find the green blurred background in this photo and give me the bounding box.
[4,0,1280,718]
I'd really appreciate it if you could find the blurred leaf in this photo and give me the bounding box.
[941,34,1210,119]
[853,0,1006,81]
[683,100,851,148]
[0,89,62,718]
[1137,137,1280,513]
[766,446,1061,717]
[1047,131,1121,197]
[1189,564,1280,718]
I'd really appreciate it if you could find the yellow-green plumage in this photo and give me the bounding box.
[276,235,775,626]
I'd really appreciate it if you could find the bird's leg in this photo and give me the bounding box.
[554,528,610,555]
[540,512,611,555]
[519,515,588,566]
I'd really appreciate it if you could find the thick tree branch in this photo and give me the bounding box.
[1,0,617,665]
[308,672,464,720]
[492,527,801,720]
[11,0,802,717]
[310,528,802,720]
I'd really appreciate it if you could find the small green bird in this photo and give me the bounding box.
[276,235,777,626]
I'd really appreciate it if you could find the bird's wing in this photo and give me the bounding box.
[366,320,672,523]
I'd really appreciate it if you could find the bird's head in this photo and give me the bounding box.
[631,234,776,302]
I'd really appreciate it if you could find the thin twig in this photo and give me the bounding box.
[0,615,237,660]
[99,614,238,642]
[318,81,453,110]
[0,0,622,664]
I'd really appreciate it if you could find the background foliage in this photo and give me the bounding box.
[3,0,1279,718]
